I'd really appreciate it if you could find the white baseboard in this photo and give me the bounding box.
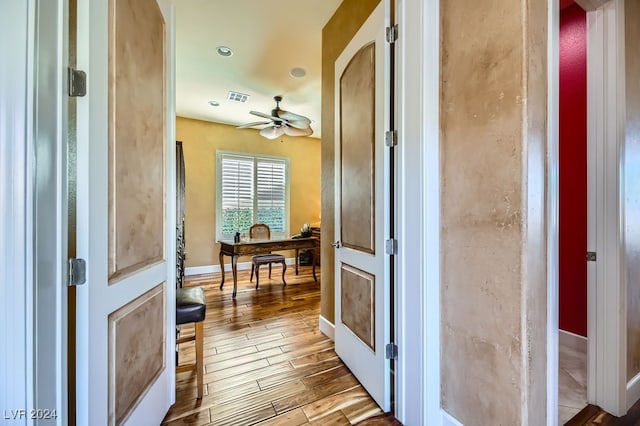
[184,265,218,276]
[559,329,588,353]
[628,371,640,410]
[319,315,335,341]
[441,410,463,426]
[185,257,297,276]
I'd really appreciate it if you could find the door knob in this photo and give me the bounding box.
[331,241,341,249]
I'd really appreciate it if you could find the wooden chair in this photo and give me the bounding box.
[249,223,287,289]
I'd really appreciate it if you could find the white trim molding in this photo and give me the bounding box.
[586,0,627,416]
[395,0,440,424]
[441,410,464,426]
[319,315,335,341]
[628,372,640,411]
[0,0,36,419]
[547,0,560,424]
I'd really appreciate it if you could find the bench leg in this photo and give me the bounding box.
[269,263,272,278]
[195,321,204,399]
[250,264,255,282]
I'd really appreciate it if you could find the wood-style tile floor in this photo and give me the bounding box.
[162,268,401,426]
[566,399,640,426]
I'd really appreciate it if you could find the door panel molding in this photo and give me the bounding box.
[109,283,166,425]
[108,0,166,281]
[341,263,376,350]
[339,42,376,254]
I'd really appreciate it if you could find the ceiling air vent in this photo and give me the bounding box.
[227,91,250,103]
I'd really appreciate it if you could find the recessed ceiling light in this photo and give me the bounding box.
[289,67,306,78]
[208,100,220,107]
[216,46,233,57]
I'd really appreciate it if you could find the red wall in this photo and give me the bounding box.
[559,3,587,337]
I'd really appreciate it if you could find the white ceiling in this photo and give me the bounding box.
[174,0,344,138]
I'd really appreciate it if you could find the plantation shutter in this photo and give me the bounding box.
[220,155,254,235]
[256,159,286,232]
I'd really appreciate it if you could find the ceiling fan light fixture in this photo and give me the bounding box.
[237,95,313,140]
[216,46,233,57]
[289,67,306,78]
[260,126,284,140]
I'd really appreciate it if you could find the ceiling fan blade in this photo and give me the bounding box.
[237,121,271,129]
[278,110,311,125]
[283,125,313,137]
[250,110,283,122]
[283,119,312,130]
[260,126,285,140]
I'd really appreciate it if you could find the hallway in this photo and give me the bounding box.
[162,268,399,425]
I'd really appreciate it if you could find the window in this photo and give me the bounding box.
[216,151,289,239]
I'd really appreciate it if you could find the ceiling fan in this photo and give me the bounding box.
[237,95,313,139]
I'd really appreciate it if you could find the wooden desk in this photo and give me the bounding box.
[218,237,318,298]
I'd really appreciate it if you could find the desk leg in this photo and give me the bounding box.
[219,250,225,290]
[312,249,317,282]
[295,249,299,275]
[231,255,238,298]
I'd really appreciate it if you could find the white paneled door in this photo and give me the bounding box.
[334,2,392,412]
[75,0,176,424]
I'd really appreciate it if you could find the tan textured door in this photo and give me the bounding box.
[334,2,391,411]
[75,0,176,424]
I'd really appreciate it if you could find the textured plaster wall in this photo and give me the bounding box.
[176,117,321,268]
[626,0,640,382]
[321,0,381,324]
[440,0,548,423]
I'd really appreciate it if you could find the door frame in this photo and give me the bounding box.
[549,0,629,420]
[399,0,629,423]
[395,0,441,424]
[547,0,560,423]
[0,0,69,423]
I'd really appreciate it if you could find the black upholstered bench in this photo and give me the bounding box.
[176,286,206,399]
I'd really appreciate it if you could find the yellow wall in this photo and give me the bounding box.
[177,116,321,268]
[321,0,381,323]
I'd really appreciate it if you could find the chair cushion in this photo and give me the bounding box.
[176,287,206,325]
[252,254,286,264]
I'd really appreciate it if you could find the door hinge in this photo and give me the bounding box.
[385,239,398,255]
[586,251,597,262]
[385,25,398,43]
[385,343,398,360]
[385,130,397,147]
[68,67,87,97]
[68,258,87,287]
